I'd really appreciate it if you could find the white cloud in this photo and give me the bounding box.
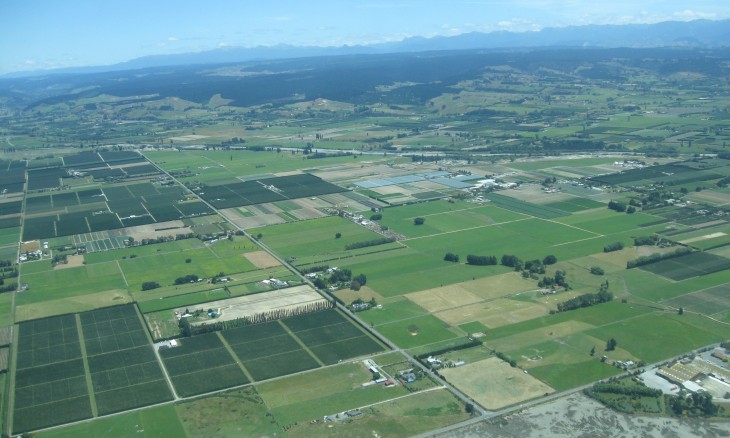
[167,36,179,41]
[673,10,717,21]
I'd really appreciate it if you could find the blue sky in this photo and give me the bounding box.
[1,0,728,74]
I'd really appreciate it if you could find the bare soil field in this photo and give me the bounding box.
[126,220,192,241]
[53,254,85,270]
[440,357,554,410]
[178,284,327,325]
[20,240,40,252]
[498,186,573,204]
[440,393,730,438]
[456,272,537,300]
[244,250,281,269]
[687,190,730,205]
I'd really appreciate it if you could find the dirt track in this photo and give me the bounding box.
[440,393,730,438]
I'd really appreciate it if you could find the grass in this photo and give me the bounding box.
[357,297,429,326]
[17,262,128,305]
[257,362,410,426]
[285,388,470,438]
[37,403,185,438]
[249,215,387,259]
[376,315,460,349]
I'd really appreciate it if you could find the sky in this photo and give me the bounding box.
[1,0,729,75]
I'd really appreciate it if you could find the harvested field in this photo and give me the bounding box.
[14,289,132,322]
[244,250,281,269]
[406,287,482,313]
[20,240,40,253]
[440,357,554,410]
[435,298,548,328]
[53,254,85,270]
[177,285,327,325]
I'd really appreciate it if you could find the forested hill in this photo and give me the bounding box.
[2,46,730,111]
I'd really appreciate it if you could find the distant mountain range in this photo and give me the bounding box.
[5,19,730,78]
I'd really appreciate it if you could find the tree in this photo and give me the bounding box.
[590,266,605,275]
[590,346,596,356]
[678,307,684,315]
[335,232,342,239]
[350,280,361,291]
[354,273,367,286]
[414,217,425,225]
[543,255,557,265]
[444,252,460,263]
[626,206,636,214]
[606,338,617,351]
[141,281,160,291]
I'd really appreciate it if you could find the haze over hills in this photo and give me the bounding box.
[4,18,730,79]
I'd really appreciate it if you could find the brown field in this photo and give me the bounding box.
[435,298,547,328]
[686,190,730,206]
[441,357,554,409]
[126,220,192,241]
[15,289,131,321]
[406,287,482,313]
[458,272,537,300]
[220,207,286,228]
[244,250,281,269]
[20,240,40,252]
[334,286,385,304]
[53,254,85,270]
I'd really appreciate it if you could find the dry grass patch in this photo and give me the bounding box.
[20,240,40,253]
[15,289,131,321]
[406,287,482,313]
[53,254,85,270]
[584,247,639,269]
[334,286,385,304]
[436,298,547,328]
[244,250,281,269]
[441,357,554,409]
[461,272,537,300]
[488,320,595,352]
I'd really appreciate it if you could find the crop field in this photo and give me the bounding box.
[221,320,321,381]
[159,333,248,397]
[663,284,730,315]
[638,251,730,281]
[193,173,346,209]
[81,305,172,415]
[484,193,570,219]
[13,315,92,434]
[282,309,384,364]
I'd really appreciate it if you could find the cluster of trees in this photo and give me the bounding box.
[494,351,517,367]
[141,281,161,291]
[538,270,569,290]
[174,274,200,285]
[606,338,618,351]
[444,252,460,263]
[414,217,425,225]
[370,213,383,221]
[310,268,368,291]
[626,247,691,268]
[604,241,625,252]
[634,235,659,246]
[584,381,662,414]
[589,383,661,398]
[344,237,395,250]
[466,254,497,265]
[556,283,612,313]
[608,200,636,214]
[590,266,605,275]
[667,391,719,417]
